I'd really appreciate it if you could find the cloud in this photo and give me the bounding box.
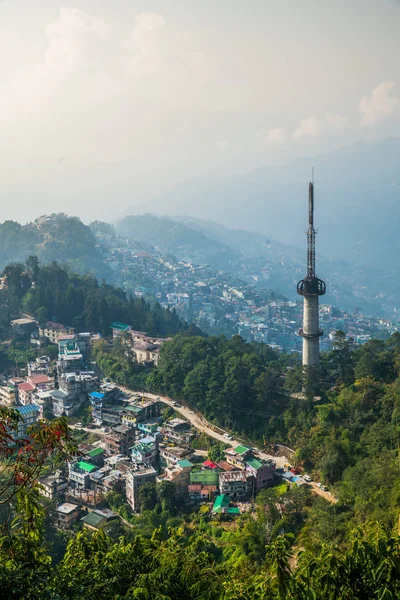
[123,13,166,76]
[291,116,324,140]
[3,7,111,120]
[359,82,399,125]
[215,141,229,149]
[256,127,288,145]
[325,113,347,131]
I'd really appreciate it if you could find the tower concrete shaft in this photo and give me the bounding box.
[297,182,326,370]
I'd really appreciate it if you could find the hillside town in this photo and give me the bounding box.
[100,235,399,352]
[1,317,293,529]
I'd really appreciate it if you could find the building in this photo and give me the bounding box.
[297,181,326,383]
[190,468,219,488]
[104,425,135,456]
[157,459,193,495]
[212,494,240,516]
[68,461,99,490]
[188,483,218,503]
[0,381,18,406]
[89,385,121,423]
[85,447,105,467]
[130,436,158,465]
[39,321,75,345]
[245,458,276,491]
[111,322,131,338]
[126,464,157,512]
[51,389,76,417]
[164,418,190,433]
[55,502,81,529]
[17,382,35,405]
[219,470,251,499]
[11,404,40,441]
[38,472,68,500]
[11,317,38,337]
[224,445,253,469]
[27,356,52,377]
[160,445,192,465]
[81,509,118,532]
[59,372,98,397]
[121,397,161,427]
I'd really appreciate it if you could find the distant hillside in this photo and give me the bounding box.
[116,214,239,271]
[116,213,400,316]
[0,214,111,278]
[137,138,400,272]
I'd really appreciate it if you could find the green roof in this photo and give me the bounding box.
[178,460,193,468]
[124,405,142,413]
[234,445,251,455]
[77,461,97,473]
[87,448,104,458]
[213,494,230,510]
[227,507,240,515]
[81,512,106,528]
[246,458,263,470]
[111,322,130,330]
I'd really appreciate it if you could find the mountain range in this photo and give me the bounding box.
[134,138,400,272]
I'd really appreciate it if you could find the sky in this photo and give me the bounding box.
[0,0,399,222]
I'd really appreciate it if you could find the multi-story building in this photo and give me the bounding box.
[245,458,276,490]
[10,317,38,337]
[11,404,40,441]
[219,470,251,499]
[38,472,68,500]
[27,356,52,377]
[17,382,35,405]
[104,425,135,456]
[68,461,99,490]
[126,464,157,512]
[157,459,193,496]
[160,446,192,465]
[130,435,158,465]
[0,381,18,406]
[55,503,81,529]
[224,445,253,469]
[39,321,75,345]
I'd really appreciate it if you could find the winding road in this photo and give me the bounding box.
[97,384,337,503]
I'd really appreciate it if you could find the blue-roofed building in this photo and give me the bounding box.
[89,383,121,423]
[12,404,40,440]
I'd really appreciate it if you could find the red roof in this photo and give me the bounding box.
[203,460,219,470]
[28,375,51,385]
[217,461,236,472]
[188,484,202,492]
[18,382,35,392]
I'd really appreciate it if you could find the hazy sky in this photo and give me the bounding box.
[0,0,399,222]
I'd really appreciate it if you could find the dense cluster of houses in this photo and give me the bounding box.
[1,316,277,531]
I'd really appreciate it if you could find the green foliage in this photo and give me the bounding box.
[1,258,185,340]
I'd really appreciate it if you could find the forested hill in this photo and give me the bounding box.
[0,214,112,278]
[147,332,400,533]
[0,259,186,338]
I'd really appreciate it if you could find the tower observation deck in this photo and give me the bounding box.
[297,181,326,368]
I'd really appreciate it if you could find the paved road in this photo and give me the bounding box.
[113,386,337,503]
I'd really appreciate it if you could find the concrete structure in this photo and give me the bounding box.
[126,464,157,512]
[11,317,38,337]
[0,381,18,406]
[219,470,251,499]
[245,458,276,491]
[104,425,135,456]
[39,321,75,344]
[38,472,68,500]
[55,502,81,529]
[11,404,40,440]
[297,181,326,379]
